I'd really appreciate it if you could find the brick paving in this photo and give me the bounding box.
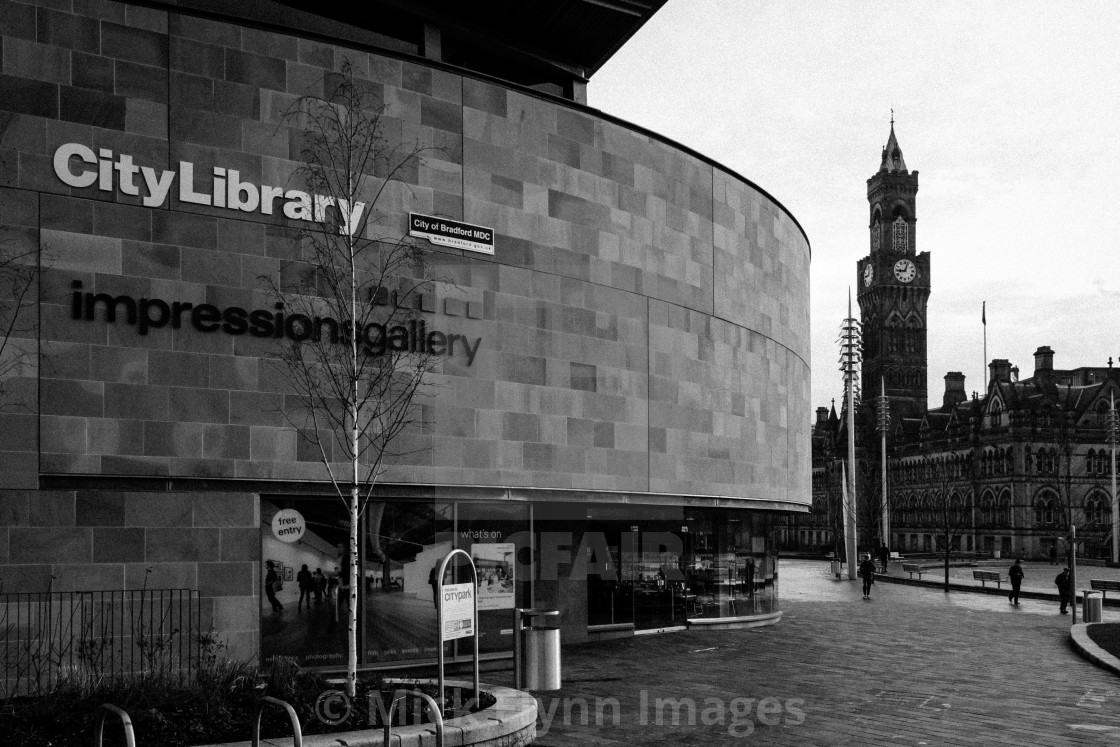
[518,559,1120,746]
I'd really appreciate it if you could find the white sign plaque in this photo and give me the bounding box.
[440,582,475,641]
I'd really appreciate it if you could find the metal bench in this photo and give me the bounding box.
[889,551,902,562]
[1090,579,1120,602]
[902,563,924,579]
[973,570,1002,588]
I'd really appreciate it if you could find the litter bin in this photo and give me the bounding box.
[1083,590,1104,623]
[515,608,561,691]
[830,559,841,578]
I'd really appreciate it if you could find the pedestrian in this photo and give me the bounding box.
[859,553,878,599]
[264,560,283,613]
[429,564,440,611]
[1055,567,1071,614]
[297,564,313,611]
[1008,558,1024,605]
[878,544,890,573]
[313,568,326,605]
[1049,544,1057,565]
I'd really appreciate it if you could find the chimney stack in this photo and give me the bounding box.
[1034,346,1055,376]
[989,359,1012,384]
[943,372,966,408]
[816,406,829,427]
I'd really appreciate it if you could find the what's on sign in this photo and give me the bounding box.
[409,213,494,255]
[440,582,475,641]
[271,509,306,543]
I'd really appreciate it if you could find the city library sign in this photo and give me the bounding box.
[70,281,482,364]
[52,143,367,232]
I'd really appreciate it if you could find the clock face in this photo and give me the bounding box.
[893,259,916,283]
[863,264,874,287]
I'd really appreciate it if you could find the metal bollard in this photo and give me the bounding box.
[1083,590,1104,623]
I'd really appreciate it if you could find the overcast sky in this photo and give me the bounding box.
[588,0,1120,417]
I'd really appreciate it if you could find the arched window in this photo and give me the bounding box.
[1085,493,1112,526]
[892,216,908,252]
[981,494,995,526]
[1087,449,1097,475]
[1035,492,1056,526]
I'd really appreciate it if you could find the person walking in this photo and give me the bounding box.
[1055,567,1071,614]
[429,564,440,611]
[859,554,878,599]
[296,564,313,611]
[1049,544,1058,565]
[1008,558,1024,605]
[264,561,283,613]
[878,544,890,574]
[313,568,326,605]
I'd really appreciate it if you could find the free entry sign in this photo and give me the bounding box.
[409,213,494,255]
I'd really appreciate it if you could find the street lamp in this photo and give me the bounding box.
[838,292,861,580]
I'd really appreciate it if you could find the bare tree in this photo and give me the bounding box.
[264,61,437,696]
[923,451,972,592]
[0,229,37,408]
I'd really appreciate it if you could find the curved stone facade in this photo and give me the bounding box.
[0,5,810,509]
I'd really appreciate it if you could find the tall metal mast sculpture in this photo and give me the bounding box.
[839,291,862,579]
[877,377,891,552]
[1108,387,1118,565]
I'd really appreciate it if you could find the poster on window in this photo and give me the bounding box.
[471,542,515,611]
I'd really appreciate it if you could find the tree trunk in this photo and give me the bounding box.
[348,484,359,697]
[943,531,951,593]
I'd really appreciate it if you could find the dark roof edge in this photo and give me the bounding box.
[128,0,811,254]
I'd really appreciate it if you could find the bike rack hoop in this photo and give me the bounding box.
[95,703,136,747]
[252,695,303,747]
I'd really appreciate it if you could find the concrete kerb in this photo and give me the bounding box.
[1070,623,1120,678]
[195,679,536,747]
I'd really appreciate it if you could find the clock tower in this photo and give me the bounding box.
[857,120,930,421]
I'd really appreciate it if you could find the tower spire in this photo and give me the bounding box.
[879,116,907,173]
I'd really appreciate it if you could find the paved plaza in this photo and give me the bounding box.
[523,559,1120,746]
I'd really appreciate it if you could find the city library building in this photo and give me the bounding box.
[0,0,811,675]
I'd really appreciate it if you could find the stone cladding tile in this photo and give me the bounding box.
[145,526,219,562]
[126,561,195,590]
[219,527,259,562]
[104,382,168,420]
[10,527,91,564]
[0,74,59,118]
[89,417,145,456]
[36,6,100,53]
[198,561,253,597]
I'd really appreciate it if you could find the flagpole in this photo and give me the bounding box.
[982,301,988,388]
